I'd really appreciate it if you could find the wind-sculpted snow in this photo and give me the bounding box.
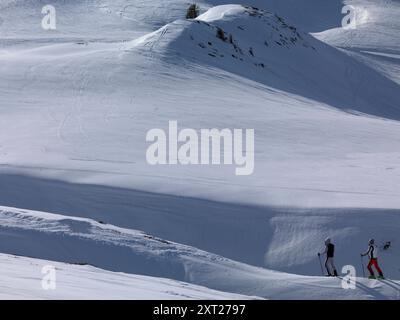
[1,175,400,279]
[0,253,253,299]
[1,1,400,300]
[0,205,399,300]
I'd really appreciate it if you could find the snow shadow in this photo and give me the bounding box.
[0,173,399,279]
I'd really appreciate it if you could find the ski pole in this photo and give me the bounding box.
[318,254,324,276]
[360,255,366,278]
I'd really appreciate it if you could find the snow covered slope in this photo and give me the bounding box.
[209,0,347,32]
[1,180,400,280]
[314,0,400,89]
[130,5,400,119]
[1,3,400,208]
[0,254,254,300]
[0,0,194,41]
[316,0,400,52]
[0,206,399,300]
[1,0,400,300]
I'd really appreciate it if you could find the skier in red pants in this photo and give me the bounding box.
[361,239,384,279]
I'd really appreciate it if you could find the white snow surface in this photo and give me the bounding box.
[0,1,400,299]
[0,205,399,300]
[0,253,254,300]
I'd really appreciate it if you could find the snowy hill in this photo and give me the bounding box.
[0,206,399,300]
[1,181,400,280]
[314,0,400,86]
[0,254,254,300]
[316,0,400,52]
[0,0,191,41]
[129,4,400,119]
[1,0,400,299]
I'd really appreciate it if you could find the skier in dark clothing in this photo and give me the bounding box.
[318,238,338,277]
[361,239,384,279]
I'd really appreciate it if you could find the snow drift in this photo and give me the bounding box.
[0,254,253,300]
[0,205,399,300]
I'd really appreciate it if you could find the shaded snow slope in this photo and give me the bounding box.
[2,0,395,45]
[1,179,400,279]
[2,35,400,211]
[129,5,400,120]
[316,0,400,52]
[0,254,254,300]
[1,1,400,300]
[313,0,400,89]
[1,3,400,210]
[0,206,399,300]
[208,0,347,32]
